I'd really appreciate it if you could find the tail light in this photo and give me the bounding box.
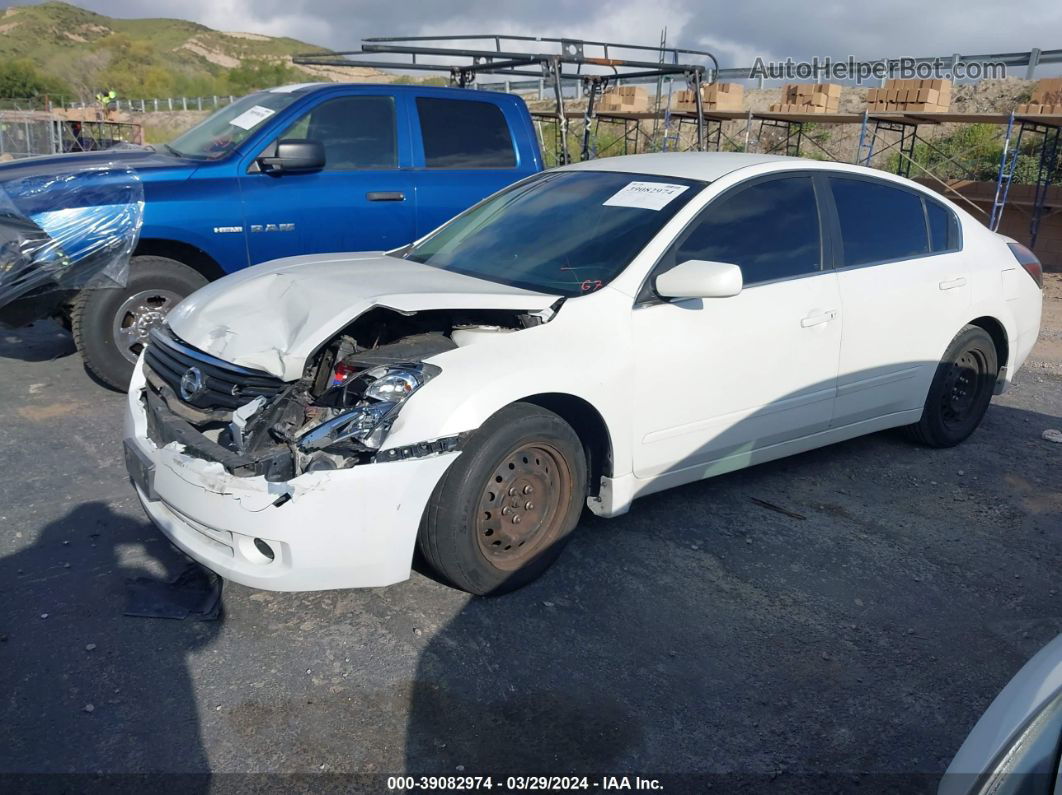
[1007,242,1043,289]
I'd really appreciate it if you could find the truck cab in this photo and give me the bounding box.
[0,83,543,388]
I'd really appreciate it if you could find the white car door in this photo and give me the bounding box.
[630,173,843,480]
[826,176,971,427]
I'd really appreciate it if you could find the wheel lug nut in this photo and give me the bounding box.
[502,507,511,515]
[525,502,534,510]
[512,515,521,524]
[508,487,516,496]
[523,485,533,494]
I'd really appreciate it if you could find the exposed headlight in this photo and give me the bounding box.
[297,363,439,452]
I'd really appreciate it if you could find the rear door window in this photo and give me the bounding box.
[416,97,516,168]
[925,197,960,252]
[830,177,929,266]
[668,175,822,286]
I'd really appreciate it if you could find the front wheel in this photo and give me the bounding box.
[70,255,208,390]
[418,403,588,596]
[906,325,998,448]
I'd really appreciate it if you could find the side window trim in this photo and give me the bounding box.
[637,170,828,303]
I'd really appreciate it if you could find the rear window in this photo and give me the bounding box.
[416,97,517,169]
[830,177,929,267]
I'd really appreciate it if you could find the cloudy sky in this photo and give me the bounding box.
[64,0,1061,69]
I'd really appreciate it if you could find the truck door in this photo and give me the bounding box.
[238,93,416,263]
[410,95,529,237]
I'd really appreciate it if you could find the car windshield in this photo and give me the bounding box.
[399,170,705,296]
[166,91,303,160]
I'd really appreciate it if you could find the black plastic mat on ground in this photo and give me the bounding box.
[124,563,223,620]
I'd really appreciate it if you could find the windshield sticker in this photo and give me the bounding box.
[229,105,276,131]
[603,181,690,211]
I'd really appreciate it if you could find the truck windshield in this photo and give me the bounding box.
[400,170,704,296]
[166,91,303,160]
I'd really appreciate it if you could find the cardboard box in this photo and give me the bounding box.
[671,82,744,112]
[598,84,649,113]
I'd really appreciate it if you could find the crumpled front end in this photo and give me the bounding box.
[124,300,557,590]
[124,358,459,591]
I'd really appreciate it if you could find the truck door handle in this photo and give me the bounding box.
[938,276,967,291]
[366,191,405,202]
[801,309,837,328]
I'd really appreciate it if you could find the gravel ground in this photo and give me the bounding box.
[0,284,1059,793]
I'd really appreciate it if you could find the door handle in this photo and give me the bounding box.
[801,309,837,328]
[366,191,405,202]
[938,276,967,291]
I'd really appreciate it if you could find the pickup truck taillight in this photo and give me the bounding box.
[1007,242,1043,289]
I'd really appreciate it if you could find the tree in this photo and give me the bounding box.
[0,59,70,101]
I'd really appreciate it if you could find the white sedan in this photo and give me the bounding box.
[123,153,1044,595]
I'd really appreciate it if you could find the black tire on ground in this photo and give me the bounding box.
[906,324,999,448]
[418,402,588,596]
[70,255,208,391]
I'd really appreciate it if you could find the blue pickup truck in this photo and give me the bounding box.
[0,83,543,388]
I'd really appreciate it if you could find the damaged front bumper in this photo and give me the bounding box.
[124,360,459,591]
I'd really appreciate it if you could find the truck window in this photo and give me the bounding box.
[278,96,397,170]
[415,97,516,169]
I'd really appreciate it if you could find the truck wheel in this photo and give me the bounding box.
[906,325,998,448]
[418,403,588,596]
[70,255,208,390]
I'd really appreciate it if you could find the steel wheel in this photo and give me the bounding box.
[939,347,989,431]
[111,288,182,364]
[475,442,574,572]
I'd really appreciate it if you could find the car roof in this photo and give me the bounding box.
[556,151,811,182]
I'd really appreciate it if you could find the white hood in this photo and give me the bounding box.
[166,252,558,380]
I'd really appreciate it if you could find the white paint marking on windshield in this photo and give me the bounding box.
[602,181,690,211]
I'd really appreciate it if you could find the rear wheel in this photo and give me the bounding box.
[70,255,208,390]
[906,325,998,448]
[418,403,587,596]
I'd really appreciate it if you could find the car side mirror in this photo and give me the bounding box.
[655,259,743,299]
[257,139,325,174]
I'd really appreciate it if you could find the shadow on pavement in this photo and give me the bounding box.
[0,502,217,787]
[0,318,77,363]
[403,398,1061,793]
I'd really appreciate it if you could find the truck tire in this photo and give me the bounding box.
[418,403,588,596]
[70,255,208,390]
[906,325,998,448]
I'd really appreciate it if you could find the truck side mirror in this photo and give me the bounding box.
[257,139,325,174]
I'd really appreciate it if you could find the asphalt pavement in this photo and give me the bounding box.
[0,317,1059,793]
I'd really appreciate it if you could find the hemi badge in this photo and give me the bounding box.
[213,225,243,234]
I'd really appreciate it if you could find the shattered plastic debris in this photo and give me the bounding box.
[0,164,144,326]
[124,562,222,621]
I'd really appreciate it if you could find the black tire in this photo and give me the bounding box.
[418,403,588,596]
[906,325,998,448]
[70,255,208,390]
